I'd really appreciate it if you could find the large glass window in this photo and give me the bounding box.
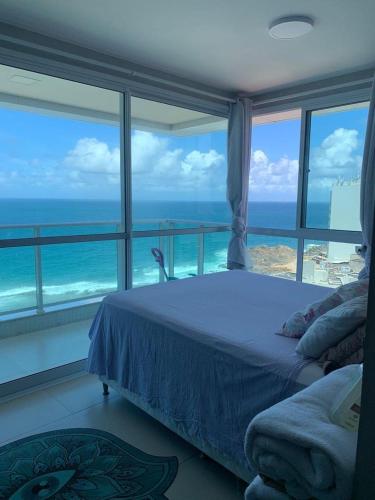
[0,64,123,386]
[249,109,301,229]
[131,97,229,230]
[305,102,369,230]
[247,102,368,287]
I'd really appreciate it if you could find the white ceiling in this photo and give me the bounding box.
[0,64,228,134]
[0,0,374,94]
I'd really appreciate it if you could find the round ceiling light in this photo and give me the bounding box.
[269,16,314,40]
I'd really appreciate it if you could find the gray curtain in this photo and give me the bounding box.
[227,97,252,270]
[359,77,375,279]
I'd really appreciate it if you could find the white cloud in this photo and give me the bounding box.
[131,130,225,193]
[248,127,363,200]
[249,149,298,195]
[309,128,362,187]
[64,138,120,176]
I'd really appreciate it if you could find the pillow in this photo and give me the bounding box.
[278,278,369,339]
[278,291,343,338]
[296,295,368,359]
[319,322,366,365]
[336,279,369,301]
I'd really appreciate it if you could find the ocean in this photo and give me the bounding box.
[0,199,330,314]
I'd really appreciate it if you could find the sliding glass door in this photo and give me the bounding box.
[0,63,124,385]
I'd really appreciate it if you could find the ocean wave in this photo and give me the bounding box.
[0,286,36,298]
[43,281,117,296]
[0,257,228,312]
[0,281,117,300]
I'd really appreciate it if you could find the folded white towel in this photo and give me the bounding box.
[246,475,289,499]
[245,365,358,500]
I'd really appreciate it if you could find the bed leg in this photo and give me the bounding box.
[102,383,109,396]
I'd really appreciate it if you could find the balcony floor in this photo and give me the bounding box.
[0,319,91,384]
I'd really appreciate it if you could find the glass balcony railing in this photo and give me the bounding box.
[0,220,231,317]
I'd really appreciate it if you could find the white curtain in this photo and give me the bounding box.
[227,97,252,270]
[359,77,375,279]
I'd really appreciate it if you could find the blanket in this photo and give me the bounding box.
[245,365,358,499]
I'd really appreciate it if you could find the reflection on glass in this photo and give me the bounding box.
[249,109,301,229]
[131,96,229,230]
[247,235,297,280]
[303,240,360,287]
[41,240,119,306]
[0,247,36,314]
[306,102,369,230]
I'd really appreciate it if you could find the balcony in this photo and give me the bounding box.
[0,219,230,385]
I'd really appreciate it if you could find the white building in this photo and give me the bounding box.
[328,181,360,264]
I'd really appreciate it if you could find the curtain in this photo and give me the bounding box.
[359,77,375,279]
[227,97,252,270]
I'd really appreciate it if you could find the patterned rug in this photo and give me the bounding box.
[0,428,178,499]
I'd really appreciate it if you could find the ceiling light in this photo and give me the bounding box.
[10,74,41,85]
[269,16,314,40]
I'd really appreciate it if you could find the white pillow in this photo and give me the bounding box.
[296,295,368,359]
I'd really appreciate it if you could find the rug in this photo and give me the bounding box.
[0,428,178,499]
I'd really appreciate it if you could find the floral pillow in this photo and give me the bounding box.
[278,279,369,339]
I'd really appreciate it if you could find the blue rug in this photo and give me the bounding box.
[0,428,178,499]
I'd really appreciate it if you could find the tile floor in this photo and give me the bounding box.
[0,320,91,383]
[0,373,245,499]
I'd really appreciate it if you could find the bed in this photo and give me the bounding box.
[87,270,327,481]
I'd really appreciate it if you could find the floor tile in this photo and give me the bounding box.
[45,373,115,413]
[0,376,247,499]
[167,454,244,500]
[0,320,91,383]
[16,395,198,464]
[0,389,70,444]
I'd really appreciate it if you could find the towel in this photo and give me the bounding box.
[246,475,290,499]
[245,365,358,500]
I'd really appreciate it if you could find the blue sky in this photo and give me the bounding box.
[0,104,369,203]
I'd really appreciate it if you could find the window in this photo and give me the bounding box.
[131,97,229,229]
[305,102,368,230]
[131,96,231,284]
[246,110,301,281]
[0,63,124,384]
[249,109,301,229]
[247,101,369,286]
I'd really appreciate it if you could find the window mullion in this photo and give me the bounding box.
[123,90,132,290]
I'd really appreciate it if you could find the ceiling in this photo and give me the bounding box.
[0,0,374,94]
[0,63,228,134]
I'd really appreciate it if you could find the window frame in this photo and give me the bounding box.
[248,90,370,284]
